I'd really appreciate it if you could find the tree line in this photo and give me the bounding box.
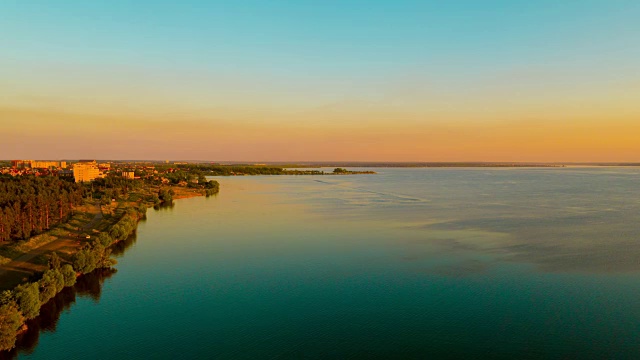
[0,176,84,242]
[0,205,146,351]
[159,164,333,176]
[161,164,288,176]
[91,176,144,204]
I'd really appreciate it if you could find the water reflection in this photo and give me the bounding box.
[0,232,139,359]
[153,202,175,212]
[0,269,116,360]
[111,232,138,257]
[2,216,149,357]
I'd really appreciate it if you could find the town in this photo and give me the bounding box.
[0,160,375,183]
[2,159,176,183]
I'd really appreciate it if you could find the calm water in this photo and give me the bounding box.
[7,168,640,359]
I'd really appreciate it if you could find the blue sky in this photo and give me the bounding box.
[4,1,638,76]
[2,1,640,161]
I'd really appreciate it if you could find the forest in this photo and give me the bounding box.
[158,164,329,176]
[0,176,84,242]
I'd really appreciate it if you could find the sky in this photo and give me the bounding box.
[1,0,640,162]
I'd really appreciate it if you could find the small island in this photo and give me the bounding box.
[330,167,376,175]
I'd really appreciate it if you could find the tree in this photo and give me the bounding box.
[109,225,125,241]
[97,232,112,247]
[48,252,62,270]
[0,176,84,242]
[61,264,76,287]
[39,269,64,304]
[72,248,93,274]
[0,291,13,306]
[14,282,40,319]
[72,240,116,274]
[158,189,173,204]
[0,301,24,351]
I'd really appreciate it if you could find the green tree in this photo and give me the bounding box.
[158,189,173,204]
[61,264,77,287]
[0,291,13,305]
[97,232,112,247]
[72,248,93,274]
[39,269,64,304]
[150,194,161,206]
[14,282,40,319]
[0,176,84,242]
[48,252,62,270]
[0,301,24,351]
[73,240,116,274]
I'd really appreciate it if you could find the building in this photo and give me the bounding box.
[11,160,31,168]
[58,169,74,179]
[31,161,67,169]
[11,160,67,169]
[122,171,135,179]
[73,161,104,182]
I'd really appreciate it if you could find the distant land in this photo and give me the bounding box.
[3,160,640,168]
[254,162,640,168]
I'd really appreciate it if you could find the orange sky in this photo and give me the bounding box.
[3,64,640,162]
[2,61,639,162]
[2,99,640,162]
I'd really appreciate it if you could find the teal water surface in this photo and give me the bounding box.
[7,168,640,359]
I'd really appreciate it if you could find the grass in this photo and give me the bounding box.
[14,234,57,254]
[0,206,97,262]
[0,247,22,260]
[0,204,103,290]
[31,254,50,266]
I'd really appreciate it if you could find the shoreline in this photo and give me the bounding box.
[0,168,374,292]
[0,186,207,289]
[0,184,214,352]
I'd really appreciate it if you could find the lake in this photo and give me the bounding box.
[7,168,640,359]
